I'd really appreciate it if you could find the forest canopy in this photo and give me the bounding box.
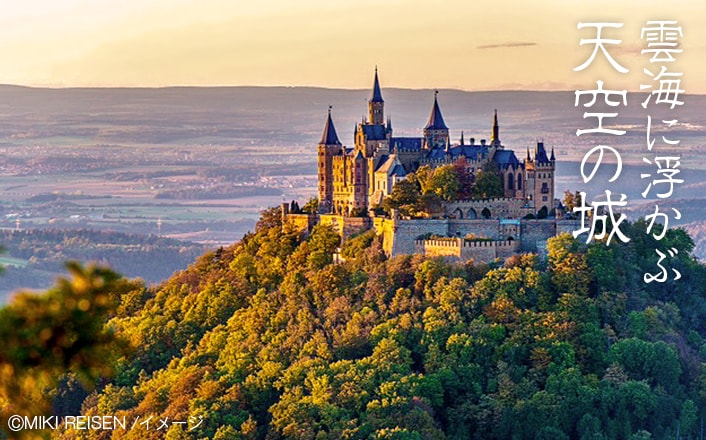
[2,207,706,439]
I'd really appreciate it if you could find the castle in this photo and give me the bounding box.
[285,70,577,262]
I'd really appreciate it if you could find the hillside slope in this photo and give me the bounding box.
[50,208,706,439]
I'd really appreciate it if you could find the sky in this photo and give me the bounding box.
[0,0,704,92]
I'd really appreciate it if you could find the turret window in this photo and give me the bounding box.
[541,182,549,194]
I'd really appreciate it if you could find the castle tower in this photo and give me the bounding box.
[490,109,500,148]
[531,141,555,218]
[424,90,449,149]
[524,147,534,203]
[318,107,342,213]
[368,68,384,125]
[353,150,368,213]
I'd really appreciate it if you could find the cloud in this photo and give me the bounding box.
[476,42,537,50]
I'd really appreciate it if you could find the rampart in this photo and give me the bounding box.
[444,197,531,220]
[282,203,582,261]
[414,237,520,262]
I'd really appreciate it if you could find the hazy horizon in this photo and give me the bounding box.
[1,1,704,92]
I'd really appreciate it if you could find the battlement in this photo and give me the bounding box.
[452,197,519,205]
[414,237,520,262]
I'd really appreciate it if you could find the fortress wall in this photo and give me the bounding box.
[520,220,556,252]
[381,218,449,256]
[284,213,317,234]
[447,219,501,239]
[415,238,463,259]
[556,219,582,236]
[459,241,496,262]
[320,215,372,240]
[445,198,527,219]
[413,238,522,263]
[459,239,520,262]
[373,217,395,256]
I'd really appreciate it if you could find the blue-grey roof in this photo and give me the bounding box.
[390,164,407,176]
[535,142,550,164]
[494,150,520,167]
[452,145,488,161]
[424,144,493,161]
[425,94,448,130]
[391,137,423,151]
[374,154,390,171]
[371,69,384,103]
[361,124,387,141]
[319,110,341,145]
[425,148,448,160]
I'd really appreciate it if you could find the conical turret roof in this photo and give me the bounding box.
[319,108,341,145]
[371,67,384,103]
[425,91,448,130]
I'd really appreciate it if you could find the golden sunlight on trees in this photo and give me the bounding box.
[0,262,137,437]
[5,208,706,439]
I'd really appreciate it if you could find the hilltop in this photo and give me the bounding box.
[7,205,699,439]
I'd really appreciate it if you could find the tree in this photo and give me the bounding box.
[472,161,504,200]
[453,158,475,200]
[425,165,459,201]
[383,176,422,217]
[0,263,134,437]
[256,205,283,232]
[547,233,591,296]
[302,197,319,214]
[563,190,582,213]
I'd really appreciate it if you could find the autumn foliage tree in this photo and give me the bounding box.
[0,262,138,438]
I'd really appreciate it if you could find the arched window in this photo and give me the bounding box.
[468,208,477,219]
[481,208,491,219]
[507,173,514,190]
[454,208,463,219]
[517,173,522,190]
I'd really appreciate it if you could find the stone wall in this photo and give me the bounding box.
[283,203,572,262]
[284,213,317,235]
[520,220,557,253]
[320,215,372,240]
[556,219,582,236]
[380,218,449,256]
[414,238,521,262]
[447,219,501,239]
[415,238,463,259]
[445,198,527,219]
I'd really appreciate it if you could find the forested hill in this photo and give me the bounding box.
[52,208,706,439]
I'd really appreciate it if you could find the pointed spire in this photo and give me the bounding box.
[491,109,500,146]
[319,106,341,145]
[387,116,393,133]
[550,146,556,161]
[425,90,448,130]
[371,66,384,103]
[460,131,465,145]
[526,147,531,161]
[535,141,550,164]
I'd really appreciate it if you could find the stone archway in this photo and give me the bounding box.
[453,207,463,219]
[481,207,491,219]
[467,208,477,219]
